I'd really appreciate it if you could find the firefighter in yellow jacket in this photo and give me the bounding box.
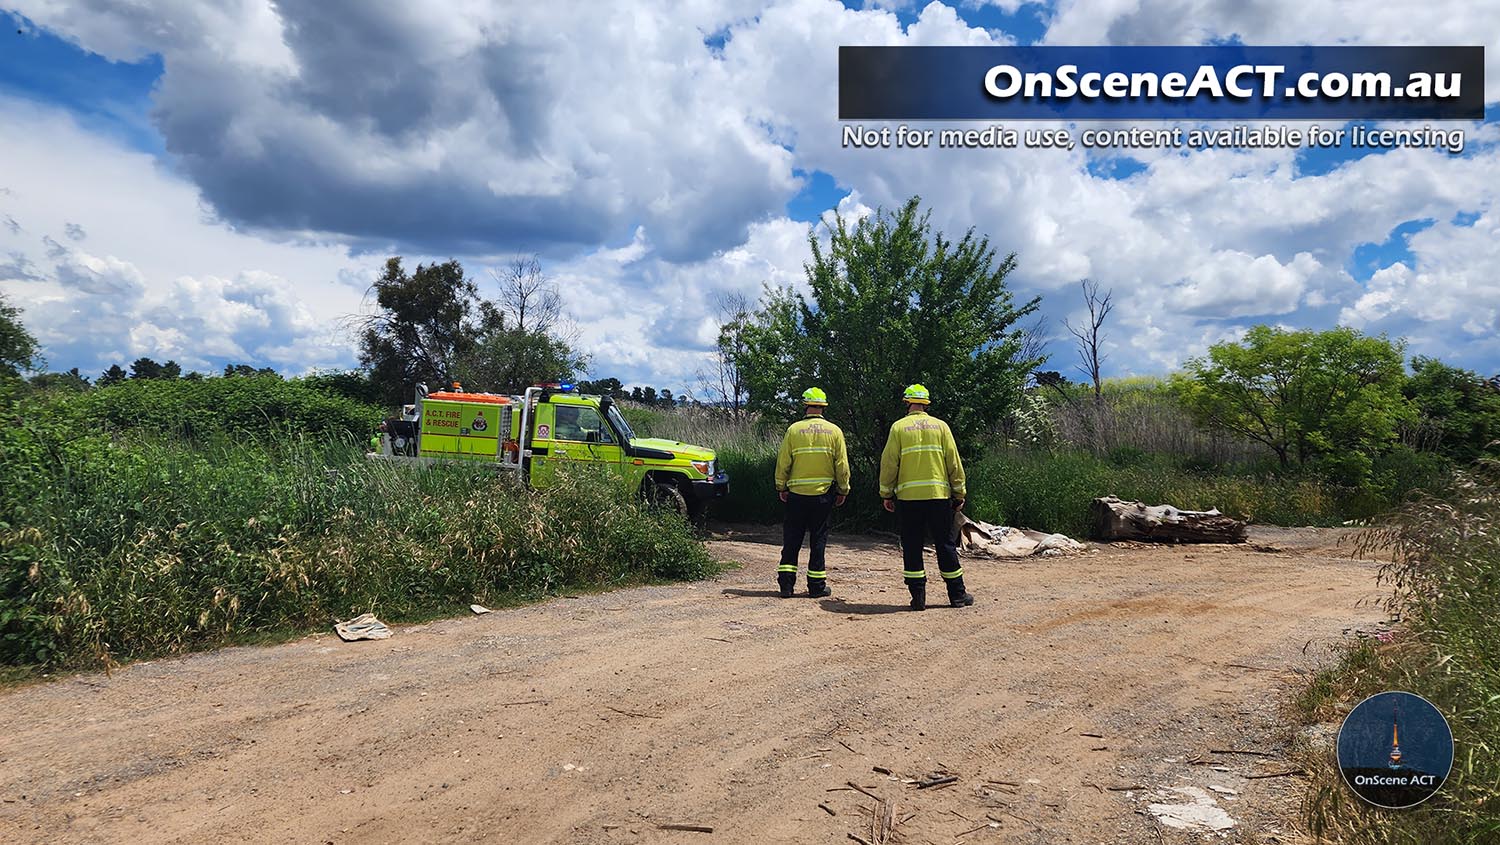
[774,387,850,598]
[879,384,974,610]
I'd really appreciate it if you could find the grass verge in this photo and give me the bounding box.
[1,415,716,672]
[1294,462,1499,843]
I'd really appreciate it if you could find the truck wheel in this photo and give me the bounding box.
[651,482,689,518]
[686,497,709,527]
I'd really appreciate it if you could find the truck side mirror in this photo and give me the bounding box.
[586,430,600,443]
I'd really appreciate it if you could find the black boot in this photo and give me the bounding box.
[778,571,796,598]
[807,578,830,599]
[946,576,975,608]
[907,582,926,611]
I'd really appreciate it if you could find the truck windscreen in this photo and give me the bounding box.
[606,404,636,441]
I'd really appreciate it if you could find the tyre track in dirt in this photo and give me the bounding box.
[0,527,1384,844]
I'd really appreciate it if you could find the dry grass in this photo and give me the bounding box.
[1297,460,1500,843]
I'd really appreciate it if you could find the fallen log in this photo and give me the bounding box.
[1090,496,1247,544]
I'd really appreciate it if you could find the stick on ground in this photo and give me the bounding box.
[1245,769,1306,780]
[606,705,662,719]
[917,775,959,789]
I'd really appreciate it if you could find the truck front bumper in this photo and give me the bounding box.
[690,471,730,502]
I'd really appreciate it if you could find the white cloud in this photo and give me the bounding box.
[0,94,375,375]
[1340,211,1500,361]
[11,0,798,262]
[4,0,1499,388]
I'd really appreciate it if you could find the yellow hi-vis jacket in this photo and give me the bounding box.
[879,410,966,501]
[775,415,851,496]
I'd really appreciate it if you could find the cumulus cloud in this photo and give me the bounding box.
[12,0,798,261]
[1340,211,1500,361]
[0,94,374,375]
[6,0,1500,386]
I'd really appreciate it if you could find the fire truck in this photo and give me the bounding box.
[373,383,729,520]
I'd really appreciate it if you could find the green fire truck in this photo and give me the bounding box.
[372,382,728,520]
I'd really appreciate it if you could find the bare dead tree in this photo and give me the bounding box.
[696,291,751,420]
[491,256,563,334]
[1063,279,1114,403]
[1016,315,1050,377]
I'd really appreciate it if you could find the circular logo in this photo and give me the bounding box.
[471,414,488,431]
[1336,691,1453,808]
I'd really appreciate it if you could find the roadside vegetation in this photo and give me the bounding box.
[1296,460,1500,843]
[0,376,713,674]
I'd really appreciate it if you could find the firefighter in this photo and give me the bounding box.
[774,387,850,598]
[878,384,974,610]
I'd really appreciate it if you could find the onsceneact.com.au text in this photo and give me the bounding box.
[983,64,1465,101]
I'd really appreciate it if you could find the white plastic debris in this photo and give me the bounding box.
[334,613,392,642]
[1147,786,1237,832]
[471,604,492,615]
[954,513,1085,558]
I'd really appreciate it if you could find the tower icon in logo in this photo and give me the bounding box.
[1388,699,1403,769]
[1338,690,1451,808]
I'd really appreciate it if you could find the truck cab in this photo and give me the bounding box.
[376,383,728,521]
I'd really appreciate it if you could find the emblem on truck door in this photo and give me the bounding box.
[472,414,487,431]
[537,423,551,439]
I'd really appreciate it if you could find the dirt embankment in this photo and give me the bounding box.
[0,526,1385,844]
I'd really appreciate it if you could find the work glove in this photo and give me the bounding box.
[951,498,966,511]
[834,494,847,507]
[778,491,788,503]
[883,498,896,513]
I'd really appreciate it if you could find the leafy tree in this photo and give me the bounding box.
[29,368,90,392]
[129,357,163,379]
[630,386,644,402]
[577,377,625,398]
[223,363,279,378]
[1171,326,1413,483]
[1404,357,1500,463]
[453,326,587,394]
[160,360,182,380]
[359,257,483,404]
[98,364,127,387]
[736,197,1042,476]
[696,293,751,418]
[0,293,40,377]
[660,389,674,408]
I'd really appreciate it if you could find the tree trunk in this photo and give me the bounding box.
[1090,495,1248,544]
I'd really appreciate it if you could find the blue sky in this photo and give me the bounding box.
[1,1,1496,390]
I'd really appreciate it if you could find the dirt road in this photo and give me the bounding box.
[1,527,1385,844]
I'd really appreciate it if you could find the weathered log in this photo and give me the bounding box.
[1090,495,1247,543]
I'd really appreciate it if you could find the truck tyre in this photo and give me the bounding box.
[686,497,709,527]
[651,482,689,518]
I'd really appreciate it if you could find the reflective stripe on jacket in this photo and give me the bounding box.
[878,411,966,501]
[775,415,851,496]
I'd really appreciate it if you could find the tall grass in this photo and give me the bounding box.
[625,402,1380,533]
[966,449,1356,537]
[633,393,1416,534]
[1,404,714,671]
[1045,377,1266,464]
[1298,461,1500,843]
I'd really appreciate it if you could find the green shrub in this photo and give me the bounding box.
[43,375,382,440]
[0,420,714,670]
